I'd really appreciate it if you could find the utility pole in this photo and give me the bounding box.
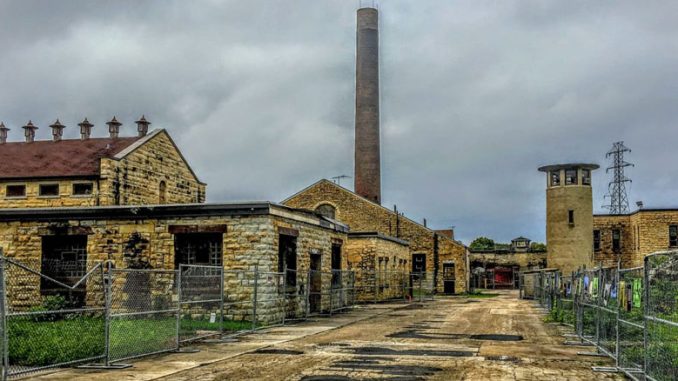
[603,141,633,214]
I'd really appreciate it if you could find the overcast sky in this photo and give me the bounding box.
[1,1,677,244]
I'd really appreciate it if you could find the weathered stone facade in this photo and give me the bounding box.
[283,179,468,294]
[0,203,348,321]
[344,232,409,301]
[593,208,678,268]
[0,129,205,208]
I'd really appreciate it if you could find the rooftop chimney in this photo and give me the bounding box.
[106,116,122,138]
[0,122,9,144]
[354,5,381,204]
[49,119,65,141]
[135,115,150,137]
[22,120,38,143]
[78,118,93,140]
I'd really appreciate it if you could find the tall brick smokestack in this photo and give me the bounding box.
[354,6,381,204]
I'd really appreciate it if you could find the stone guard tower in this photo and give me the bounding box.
[538,163,599,275]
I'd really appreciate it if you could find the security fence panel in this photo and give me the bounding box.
[108,267,178,363]
[644,252,678,381]
[557,274,576,326]
[284,268,308,321]
[617,266,645,378]
[2,257,106,378]
[224,269,259,332]
[330,270,356,314]
[597,267,618,359]
[178,265,223,343]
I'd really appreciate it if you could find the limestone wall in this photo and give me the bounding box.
[345,235,409,301]
[99,130,206,206]
[283,180,468,293]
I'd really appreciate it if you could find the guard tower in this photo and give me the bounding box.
[538,163,599,275]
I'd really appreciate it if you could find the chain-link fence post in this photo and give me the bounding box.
[615,260,620,368]
[103,261,112,366]
[252,265,258,331]
[329,270,334,317]
[281,265,287,326]
[219,267,225,338]
[642,256,649,375]
[306,269,311,319]
[419,271,423,303]
[176,268,182,351]
[0,251,8,381]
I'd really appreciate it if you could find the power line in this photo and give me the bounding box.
[603,141,634,214]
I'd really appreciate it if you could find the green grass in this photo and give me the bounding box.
[7,315,253,367]
[464,290,499,298]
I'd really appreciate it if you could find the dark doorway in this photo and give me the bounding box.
[41,235,88,304]
[443,263,456,295]
[331,244,342,288]
[309,253,322,313]
[278,234,297,287]
[174,233,223,267]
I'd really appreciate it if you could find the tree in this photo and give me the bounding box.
[469,237,495,251]
[530,242,547,252]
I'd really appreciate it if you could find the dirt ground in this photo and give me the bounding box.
[33,291,624,381]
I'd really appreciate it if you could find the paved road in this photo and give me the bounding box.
[36,291,623,381]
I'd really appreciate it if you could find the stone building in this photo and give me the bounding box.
[0,117,205,208]
[0,203,349,320]
[469,237,546,289]
[593,208,678,269]
[538,163,599,275]
[283,179,468,294]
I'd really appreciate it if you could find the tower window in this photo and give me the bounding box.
[669,225,678,247]
[568,210,574,225]
[593,230,601,251]
[565,169,578,185]
[582,169,591,185]
[612,229,621,253]
[550,171,560,186]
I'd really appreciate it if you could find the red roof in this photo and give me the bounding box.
[0,137,141,179]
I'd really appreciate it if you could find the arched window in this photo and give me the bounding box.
[158,181,167,204]
[315,204,336,219]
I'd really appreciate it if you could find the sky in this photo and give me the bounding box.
[1,1,677,245]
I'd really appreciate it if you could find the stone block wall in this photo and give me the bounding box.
[283,180,468,294]
[0,180,100,208]
[99,131,206,206]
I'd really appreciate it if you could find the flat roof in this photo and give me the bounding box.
[538,163,600,172]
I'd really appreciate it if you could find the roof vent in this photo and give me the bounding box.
[22,120,38,143]
[49,119,66,141]
[636,201,644,209]
[135,115,150,137]
[106,116,122,138]
[78,118,93,140]
[0,122,9,144]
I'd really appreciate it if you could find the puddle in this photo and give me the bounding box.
[348,346,474,357]
[329,363,442,377]
[252,348,304,355]
[402,304,424,310]
[387,330,466,340]
[300,377,353,381]
[470,334,523,341]
[485,355,521,363]
[317,343,351,347]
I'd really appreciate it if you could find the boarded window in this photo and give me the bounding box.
[315,204,336,219]
[41,235,88,304]
[5,184,25,198]
[412,253,426,274]
[39,184,59,197]
[73,183,93,196]
[612,229,621,253]
[593,230,601,251]
[174,233,223,267]
[670,225,678,247]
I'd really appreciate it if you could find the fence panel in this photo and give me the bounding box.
[617,266,644,377]
[107,268,178,363]
[179,265,223,343]
[645,252,678,381]
[224,269,259,332]
[2,258,106,378]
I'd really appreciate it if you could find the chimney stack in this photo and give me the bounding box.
[22,120,38,143]
[78,118,93,140]
[0,122,9,144]
[354,5,381,204]
[135,115,150,137]
[50,119,65,141]
[106,116,122,138]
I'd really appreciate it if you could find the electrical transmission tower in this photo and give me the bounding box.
[603,141,634,214]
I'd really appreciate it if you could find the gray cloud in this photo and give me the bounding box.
[1,1,677,244]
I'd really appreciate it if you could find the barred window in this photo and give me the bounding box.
[593,230,601,251]
[550,171,560,186]
[612,229,621,253]
[669,225,678,247]
[565,169,578,185]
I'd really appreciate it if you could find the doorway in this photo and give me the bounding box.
[309,253,322,313]
[443,262,456,295]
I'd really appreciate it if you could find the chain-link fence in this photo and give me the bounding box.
[0,250,443,379]
[520,250,678,381]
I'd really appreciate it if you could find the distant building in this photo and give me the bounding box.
[0,118,205,208]
[468,236,546,289]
